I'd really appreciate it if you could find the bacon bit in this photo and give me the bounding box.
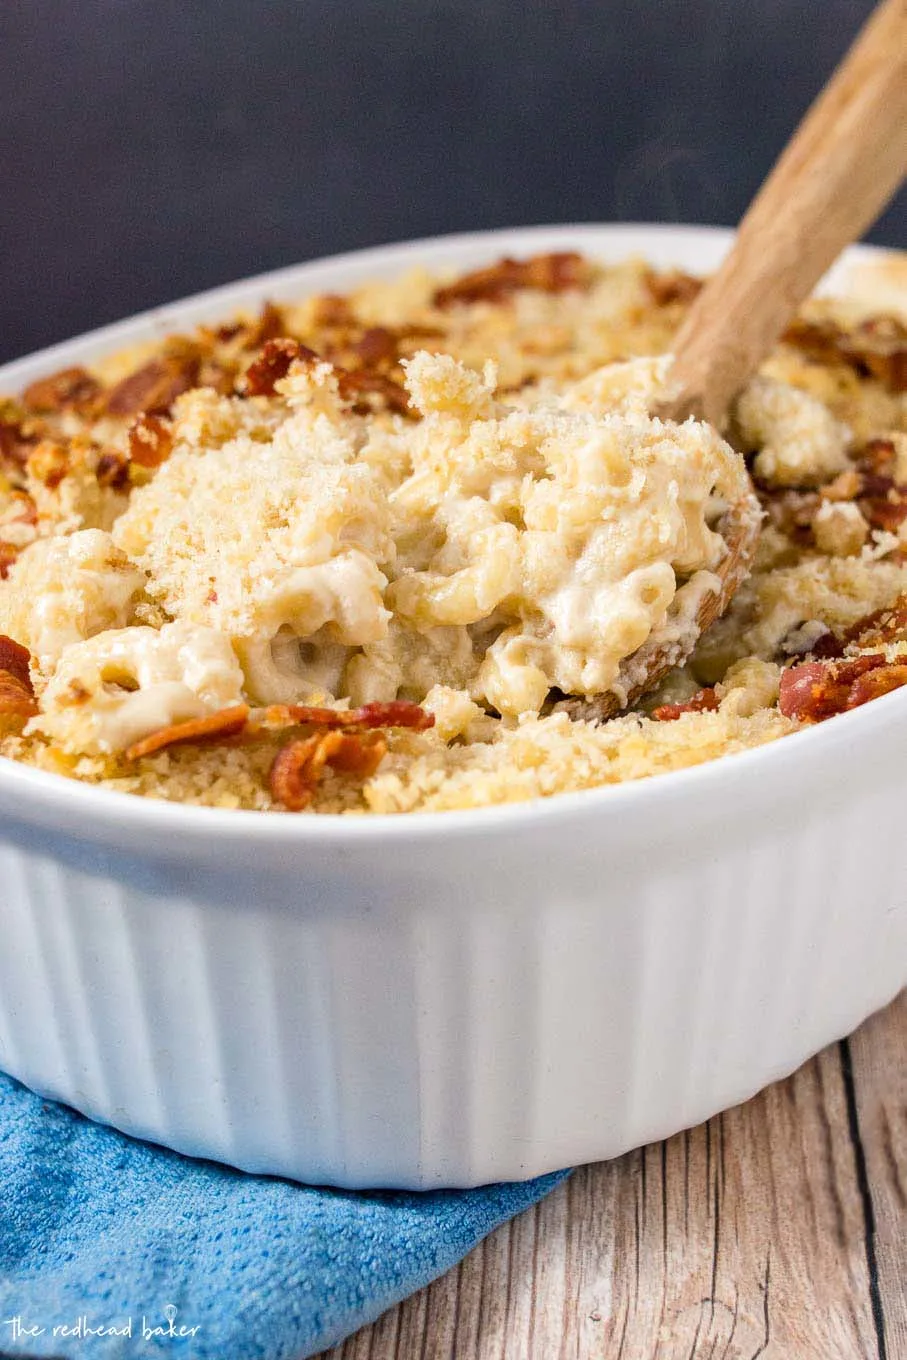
[243,301,287,350]
[851,315,907,392]
[816,452,907,534]
[215,321,244,342]
[240,337,413,415]
[312,294,356,327]
[22,367,101,413]
[0,670,38,723]
[778,653,900,722]
[859,437,897,476]
[843,594,907,650]
[269,730,388,811]
[336,369,412,416]
[127,413,173,469]
[353,326,398,369]
[95,450,131,490]
[257,698,434,733]
[0,543,18,579]
[644,270,703,307]
[0,411,44,472]
[651,688,719,721]
[241,339,319,397]
[0,635,33,690]
[756,484,820,541]
[0,634,37,724]
[106,353,201,417]
[783,314,907,393]
[859,491,907,533]
[124,704,251,761]
[433,251,592,308]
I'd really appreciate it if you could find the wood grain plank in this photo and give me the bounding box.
[321,1009,905,1360]
[846,989,907,1360]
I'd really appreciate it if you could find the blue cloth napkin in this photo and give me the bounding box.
[0,1071,568,1360]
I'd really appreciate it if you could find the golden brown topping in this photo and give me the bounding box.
[257,699,434,733]
[779,653,907,722]
[0,634,37,726]
[127,413,174,469]
[312,293,356,327]
[783,314,907,393]
[651,688,719,722]
[26,438,70,489]
[123,704,251,761]
[241,338,319,397]
[22,367,101,414]
[269,729,388,811]
[106,353,201,417]
[842,593,907,651]
[644,269,703,307]
[433,251,592,308]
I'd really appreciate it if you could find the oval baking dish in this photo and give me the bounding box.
[0,224,905,1189]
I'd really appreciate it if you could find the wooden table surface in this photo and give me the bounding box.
[321,991,907,1360]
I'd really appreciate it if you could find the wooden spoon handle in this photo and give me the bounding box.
[662,0,907,426]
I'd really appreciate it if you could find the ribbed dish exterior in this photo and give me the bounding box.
[0,723,904,1189]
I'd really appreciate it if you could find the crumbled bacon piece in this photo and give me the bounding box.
[0,636,32,690]
[240,337,413,415]
[124,704,251,761]
[244,301,287,350]
[859,488,907,533]
[0,543,18,579]
[127,413,173,469]
[433,252,592,308]
[0,413,41,471]
[0,634,37,724]
[241,339,319,397]
[336,368,412,416]
[269,730,388,811]
[353,326,398,369]
[844,594,907,650]
[756,484,820,541]
[312,294,356,327]
[859,437,897,476]
[95,450,131,490]
[651,687,719,721]
[106,353,201,417]
[783,314,907,393]
[257,699,434,733]
[644,270,703,307]
[778,653,907,722]
[22,367,101,414]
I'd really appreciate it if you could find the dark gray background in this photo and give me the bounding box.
[1,0,903,365]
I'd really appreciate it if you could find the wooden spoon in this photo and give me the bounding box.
[560,0,907,722]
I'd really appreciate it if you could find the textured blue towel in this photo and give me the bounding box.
[0,1072,568,1359]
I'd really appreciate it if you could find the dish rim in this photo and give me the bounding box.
[1,219,905,846]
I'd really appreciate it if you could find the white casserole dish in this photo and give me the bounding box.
[1,224,905,1190]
